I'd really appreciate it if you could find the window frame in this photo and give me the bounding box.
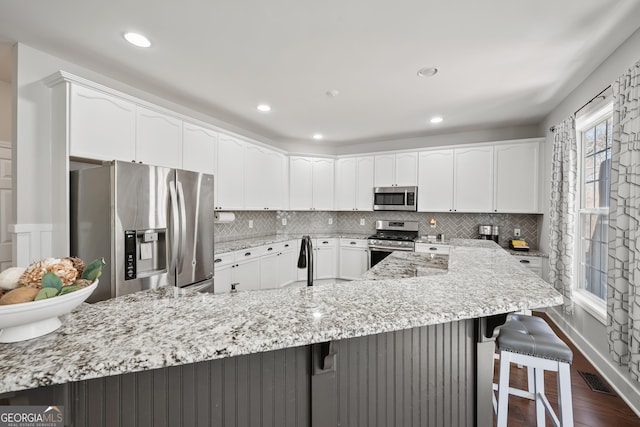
[574,101,613,324]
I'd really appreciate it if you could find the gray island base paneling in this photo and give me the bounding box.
[9,319,485,427]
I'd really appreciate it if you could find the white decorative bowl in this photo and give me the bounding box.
[0,280,98,343]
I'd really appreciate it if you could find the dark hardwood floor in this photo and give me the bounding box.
[493,312,640,427]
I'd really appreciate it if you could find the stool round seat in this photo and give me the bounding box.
[497,314,573,364]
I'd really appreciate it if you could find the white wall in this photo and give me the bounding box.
[0,80,10,141]
[333,125,542,156]
[538,26,640,414]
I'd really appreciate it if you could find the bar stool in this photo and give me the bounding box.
[493,314,574,427]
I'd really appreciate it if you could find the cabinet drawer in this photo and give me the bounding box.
[339,238,368,248]
[513,255,543,278]
[213,252,235,268]
[415,243,450,254]
[512,256,542,268]
[314,238,337,247]
[235,248,262,261]
[257,242,289,256]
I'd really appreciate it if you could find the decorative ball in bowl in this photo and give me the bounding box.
[0,280,98,343]
[0,256,104,343]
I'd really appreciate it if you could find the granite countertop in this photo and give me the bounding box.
[361,251,449,280]
[0,239,562,394]
[215,233,371,254]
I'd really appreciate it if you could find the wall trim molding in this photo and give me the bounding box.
[9,223,53,266]
[546,306,640,417]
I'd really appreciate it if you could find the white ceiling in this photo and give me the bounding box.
[1,0,639,146]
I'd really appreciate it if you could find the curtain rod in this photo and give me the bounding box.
[574,85,611,116]
[549,85,612,133]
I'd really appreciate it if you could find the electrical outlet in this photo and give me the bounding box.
[282,218,287,226]
[328,218,333,225]
[249,220,254,228]
[514,228,521,237]
[360,218,365,226]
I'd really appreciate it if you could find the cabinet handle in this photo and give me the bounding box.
[429,247,437,251]
[267,247,273,251]
[519,259,530,264]
[214,258,222,263]
[350,241,356,245]
[322,241,329,244]
[245,252,251,256]
[284,244,289,248]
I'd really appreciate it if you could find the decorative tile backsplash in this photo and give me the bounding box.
[215,210,540,248]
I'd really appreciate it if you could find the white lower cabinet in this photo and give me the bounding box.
[234,257,261,291]
[213,249,260,293]
[315,239,338,280]
[339,239,369,280]
[260,242,296,289]
[297,238,338,281]
[215,241,297,293]
[212,252,235,293]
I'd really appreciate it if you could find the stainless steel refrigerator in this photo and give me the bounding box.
[70,161,214,302]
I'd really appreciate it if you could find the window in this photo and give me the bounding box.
[575,102,612,319]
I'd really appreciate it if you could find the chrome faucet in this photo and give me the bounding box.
[297,235,313,287]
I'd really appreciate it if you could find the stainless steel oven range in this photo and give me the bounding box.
[367,220,419,267]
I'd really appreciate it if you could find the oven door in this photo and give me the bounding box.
[369,247,394,268]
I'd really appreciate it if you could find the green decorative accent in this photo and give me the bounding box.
[35,287,59,300]
[82,257,105,281]
[60,285,80,295]
[41,272,63,291]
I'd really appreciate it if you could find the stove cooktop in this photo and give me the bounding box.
[367,232,417,242]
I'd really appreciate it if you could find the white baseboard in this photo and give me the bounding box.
[546,306,640,417]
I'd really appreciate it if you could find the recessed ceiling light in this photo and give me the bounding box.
[430,116,444,124]
[313,133,323,140]
[257,104,271,112]
[123,32,151,48]
[417,67,438,78]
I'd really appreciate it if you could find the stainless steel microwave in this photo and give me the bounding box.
[373,186,418,211]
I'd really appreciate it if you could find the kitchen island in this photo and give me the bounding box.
[0,239,562,426]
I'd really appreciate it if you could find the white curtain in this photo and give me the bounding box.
[548,117,577,314]
[607,59,640,380]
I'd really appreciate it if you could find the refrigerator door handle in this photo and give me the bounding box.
[176,180,188,274]
[168,183,180,275]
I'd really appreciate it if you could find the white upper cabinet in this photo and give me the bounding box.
[290,157,334,210]
[68,84,136,161]
[335,156,374,211]
[374,152,417,187]
[312,158,335,210]
[135,106,183,169]
[453,146,494,212]
[289,157,314,210]
[216,133,245,210]
[355,157,375,210]
[373,154,395,187]
[494,141,541,213]
[182,122,217,175]
[244,144,286,210]
[418,150,454,212]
